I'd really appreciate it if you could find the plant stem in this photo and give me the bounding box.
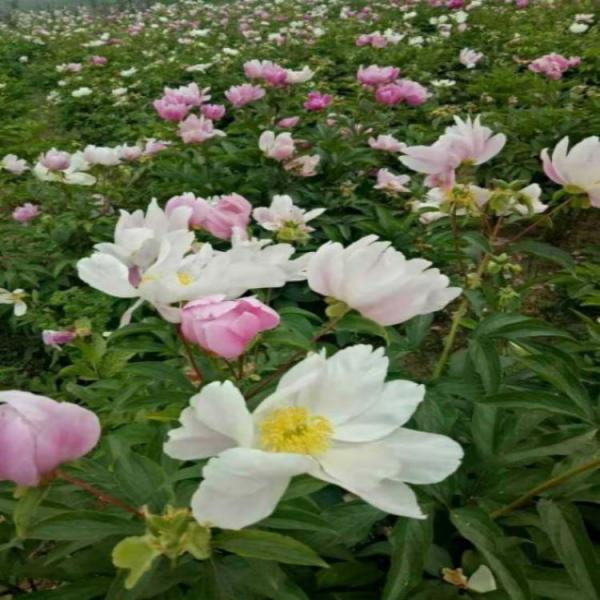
[56,470,142,517]
[175,325,203,384]
[431,223,500,382]
[490,458,600,519]
[246,314,344,400]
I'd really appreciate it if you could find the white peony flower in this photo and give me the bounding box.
[253,194,325,238]
[0,288,27,317]
[164,345,463,530]
[541,136,600,207]
[307,235,462,326]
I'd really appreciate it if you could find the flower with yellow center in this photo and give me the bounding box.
[0,288,27,317]
[164,345,463,531]
[260,407,333,455]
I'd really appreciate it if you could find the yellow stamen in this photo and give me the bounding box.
[260,407,333,456]
[177,272,193,286]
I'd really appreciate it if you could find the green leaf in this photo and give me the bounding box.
[474,314,572,341]
[214,529,328,567]
[537,500,600,600]
[513,241,575,271]
[317,561,383,590]
[382,515,433,600]
[112,535,161,589]
[450,507,531,600]
[26,511,144,541]
[336,313,389,344]
[469,339,501,394]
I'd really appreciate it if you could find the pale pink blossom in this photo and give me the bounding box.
[179,115,226,144]
[201,103,226,120]
[459,48,484,69]
[40,149,71,171]
[368,134,406,153]
[0,391,101,487]
[1,154,28,174]
[180,295,279,359]
[12,203,40,224]
[90,55,107,66]
[541,136,600,207]
[357,65,400,87]
[284,154,320,177]
[375,80,429,106]
[259,131,296,161]
[277,116,300,128]
[163,82,209,107]
[153,97,191,122]
[225,83,265,108]
[374,169,411,193]
[307,235,462,326]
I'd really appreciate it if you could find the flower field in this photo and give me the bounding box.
[0,0,599,597]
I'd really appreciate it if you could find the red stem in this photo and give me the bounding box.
[56,470,143,517]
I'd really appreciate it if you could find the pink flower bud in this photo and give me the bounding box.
[42,329,76,348]
[180,295,280,359]
[41,149,71,171]
[12,203,40,224]
[277,116,300,128]
[0,391,101,487]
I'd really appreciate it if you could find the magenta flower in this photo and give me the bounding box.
[180,295,280,359]
[0,391,101,487]
[303,91,333,111]
[375,80,429,106]
[529,53,581,80]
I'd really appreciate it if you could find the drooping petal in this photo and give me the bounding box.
[191,448,312,529]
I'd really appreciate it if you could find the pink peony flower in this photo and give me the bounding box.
[459,48,484,69]
[374,169,411,193]
[277,116,300,128]
[180,295,279,359]
[369,134,406,153]
[12,203,40,224]
[143,139,170,156]
[179,115,226,144]
[225,83,265,108]
[375,80,429,106]
[1,154,28,174]
[259,131,296,161]
[303,91,333,111]
[201,103,226,120]
[284,154,320,177]
[90,55,107,66]
[42,329,77,349]
[166,192,252,239]
[529,53,581,80]
[0,391,101,487]
[357,65,400,87]
[153,97,191,122]
[163,82,209,107]
[447,0,465,8]
[40,149,71,171]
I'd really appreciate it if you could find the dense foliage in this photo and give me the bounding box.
[0,0,599,598]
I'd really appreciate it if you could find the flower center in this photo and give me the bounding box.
[177,272,193,286]
[260,407,333,456]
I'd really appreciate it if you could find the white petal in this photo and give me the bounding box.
[351,478,425,518]
[333,380,425,442]
[191,448,312,529]
[77,254,138,298]
[383,428,463,484]
[14,301,27,317]
[164,381,253,460]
